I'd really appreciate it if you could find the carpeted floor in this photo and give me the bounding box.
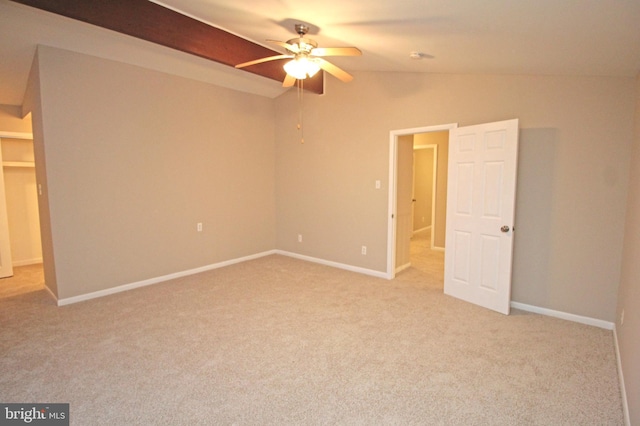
[0,263,45,299]
[0,234,624,425]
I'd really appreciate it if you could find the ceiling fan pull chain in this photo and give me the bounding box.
[298,79,304,144]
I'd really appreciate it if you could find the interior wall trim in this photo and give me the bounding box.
[55,250,278,306]
[0,132,33,139]
[275,250,388,279]
[510,301,615,330]
[12,257,43,267]
[613,327,632,426]
[387,123,458,279]
[54,249,386,306]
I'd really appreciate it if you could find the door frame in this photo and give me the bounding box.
[387,123,457,279]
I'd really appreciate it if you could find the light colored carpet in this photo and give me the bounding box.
[0,239,623,425]
[0,263,45,299]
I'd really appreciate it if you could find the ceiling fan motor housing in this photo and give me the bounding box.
[286,37,318,54]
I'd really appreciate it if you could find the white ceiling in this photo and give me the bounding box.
[2,0,640,105]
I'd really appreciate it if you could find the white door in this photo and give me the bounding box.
[0,139,14,278]
[444,119,519,314]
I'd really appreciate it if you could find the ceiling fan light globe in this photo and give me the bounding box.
[283,60,307,79]
[284,58,320,80]
[306,60,321,78]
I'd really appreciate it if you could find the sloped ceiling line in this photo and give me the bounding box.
[9,0,324,94]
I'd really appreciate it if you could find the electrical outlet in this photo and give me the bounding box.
[298,234,302,243]
[197,222,203,232]
[361,246,367,255]
[621,309,625,326]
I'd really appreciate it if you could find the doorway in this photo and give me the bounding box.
[0,132,44,297]
[387,123,457,280]
[408,144,445,287]
[389,119,519,314]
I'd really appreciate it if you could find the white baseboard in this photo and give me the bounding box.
[510,301,615,330]
[55,250,386,306]
[275,250,388,279]
[395,262,411,274]
[13,258,43,267]
[413,225,431,234]
[510,301,628,424]
[613,326,631,426]
[44,284,57,303]
[56,250,277,306]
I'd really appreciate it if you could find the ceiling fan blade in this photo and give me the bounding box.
[282,74,296,87]
[315,58,354,83]
[267,40,300,54]
[235,54,293,69]
[311,47,362,57]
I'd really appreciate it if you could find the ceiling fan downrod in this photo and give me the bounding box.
[295,24,310,37]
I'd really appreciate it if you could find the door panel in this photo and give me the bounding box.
[480,235,500,291]
[456,162,474,214]
[444,119,518,314]
[453,231,471,282]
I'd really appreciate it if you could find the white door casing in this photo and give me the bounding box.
[444,119,519,315]
[0,139,14,278]
[387,124,458,279]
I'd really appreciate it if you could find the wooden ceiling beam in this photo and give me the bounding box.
[10,0,324,94]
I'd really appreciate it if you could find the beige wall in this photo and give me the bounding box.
[275,72,635,322]
[23,51,58,297]
[616,74,640,425]
[25,46,277,300]
[413,147,433,231]
[414,131,449,248]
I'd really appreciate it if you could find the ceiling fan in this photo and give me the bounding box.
[235,24,362,87]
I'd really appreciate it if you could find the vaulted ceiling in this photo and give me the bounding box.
[1,0,640,105]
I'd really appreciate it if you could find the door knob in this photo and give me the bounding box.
[501,225,511,233]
